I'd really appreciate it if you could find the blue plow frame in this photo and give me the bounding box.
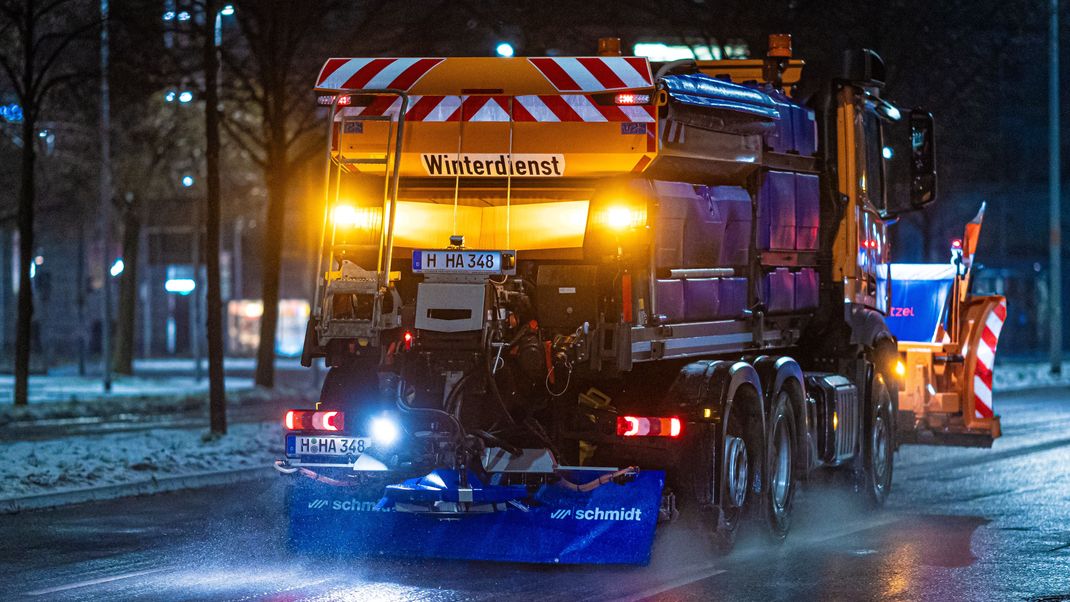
[287,468,664,565]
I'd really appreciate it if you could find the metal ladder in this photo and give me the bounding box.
[312,90,409,348]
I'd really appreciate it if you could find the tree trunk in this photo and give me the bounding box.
[112,204,139,375]
[254,154,286,389]
[204,0,227,434]
[14,115,36,406]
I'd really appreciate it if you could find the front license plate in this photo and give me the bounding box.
[286,435,369,458]
[412,250,502,274]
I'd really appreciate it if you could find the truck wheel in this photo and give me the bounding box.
[714,400,762,552]
[764,390,796,541]
[861,374,894,507]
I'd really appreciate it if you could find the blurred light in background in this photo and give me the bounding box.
[178,91,193,103]
[0,103,23,123]
[110,258,125,277]
[221,4,235,16]
[496,42,515,57]
[164,278,196,295]
[633,42,715,61]
[181,175,194,187]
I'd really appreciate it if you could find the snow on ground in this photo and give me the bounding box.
[994,360,1070,392]
[0,421,282,499]
[0,384,317,425]
[0,374,254,404]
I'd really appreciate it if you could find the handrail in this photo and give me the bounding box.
[315,88,409,326]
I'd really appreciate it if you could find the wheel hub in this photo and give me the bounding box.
[771,419,791,511]
[872,411,889,490]
[724,435,748,508]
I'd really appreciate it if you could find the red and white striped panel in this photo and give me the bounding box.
[513,95,655,122]
[316,58,443,91]
[529,57,653,92]
[335,95,655,123]
[973,298,1007,419]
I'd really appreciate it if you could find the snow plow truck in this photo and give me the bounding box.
[274,35,1007,565]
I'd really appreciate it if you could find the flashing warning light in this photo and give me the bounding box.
[598,37,623,57]
[617,416,682,438]
[603,205,646,231]
[332,204,382,231]
[613,92,651,106]
[284,409,345,432]
[767,33,792,58]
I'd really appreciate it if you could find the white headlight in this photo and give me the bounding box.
[370,417,400,447]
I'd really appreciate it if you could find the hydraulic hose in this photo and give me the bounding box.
[395,381,466,443]
[556,466,639,493]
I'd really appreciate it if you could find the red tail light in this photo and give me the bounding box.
[284,410,345,432]
[403,330,413,350]
[617,416,682,438]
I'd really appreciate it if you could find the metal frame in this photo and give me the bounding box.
[312,89,409,341]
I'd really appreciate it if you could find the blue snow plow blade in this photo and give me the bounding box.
[380,469,530,507]
[287,468,664,565]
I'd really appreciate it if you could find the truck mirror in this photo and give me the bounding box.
[908,110,937,209]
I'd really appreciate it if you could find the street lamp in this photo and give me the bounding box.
[215,4,235,48]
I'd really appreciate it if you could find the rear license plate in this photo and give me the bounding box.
[286,435,369,458]
[412,250,502,274]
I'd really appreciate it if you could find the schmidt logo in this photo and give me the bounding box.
[550,507,643,521]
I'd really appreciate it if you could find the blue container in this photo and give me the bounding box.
[877,264,956,342]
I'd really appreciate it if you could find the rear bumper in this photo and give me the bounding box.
[284,466,666,565]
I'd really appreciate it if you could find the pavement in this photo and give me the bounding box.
[0,357,323,404]
[0,386,1068,601]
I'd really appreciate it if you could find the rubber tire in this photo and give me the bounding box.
[861,373,894,508]
[713,402,762,553]
[763,390,796,542]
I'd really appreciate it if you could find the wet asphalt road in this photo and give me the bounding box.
[1,387,1068,601]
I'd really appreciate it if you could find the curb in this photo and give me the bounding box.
[0,466,275,514]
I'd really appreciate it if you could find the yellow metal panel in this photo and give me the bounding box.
[693,59,805,89]
[407,58,563,96]
[833,89,858,286]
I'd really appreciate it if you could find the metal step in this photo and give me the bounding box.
[340,156,388,165]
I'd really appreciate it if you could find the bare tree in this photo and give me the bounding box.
[222,0,362,388]
[0,0,96,404]
[203,0,225,432]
